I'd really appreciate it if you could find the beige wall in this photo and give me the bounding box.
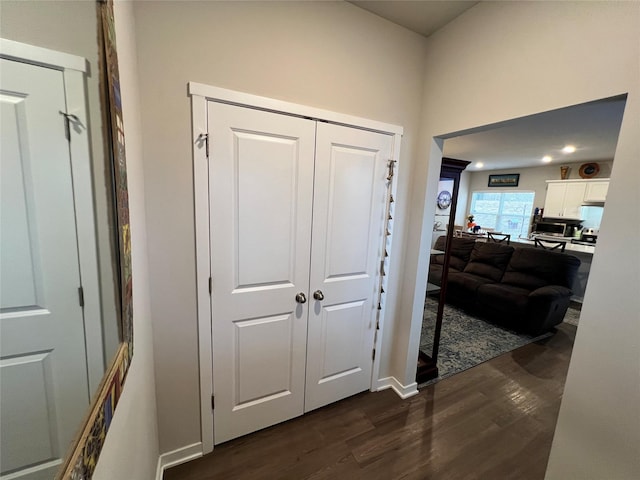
[132,0,429,454]
[402,2,639,478]
[93,2,159,478]
[461,160,614,218]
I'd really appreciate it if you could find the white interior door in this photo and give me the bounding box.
[0,59,89,479]
[208,102,316,444]
[304,123,391,412]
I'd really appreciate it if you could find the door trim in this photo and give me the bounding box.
[189,84,402,454]
[0,38,103,394]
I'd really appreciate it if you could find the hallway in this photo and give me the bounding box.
[165,324,576,480]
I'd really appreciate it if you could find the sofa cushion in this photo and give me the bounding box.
[463,242,514,282]
[502,248,581,290]
[447,271,496,299]
[432,236,476,272]
[428,264,464,286]
[477,283,531,311]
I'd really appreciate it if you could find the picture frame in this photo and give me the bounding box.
[57,1,134,478]
[488,173,520,187]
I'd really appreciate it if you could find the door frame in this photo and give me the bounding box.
[0,38,104,394]
[188,82,402,454]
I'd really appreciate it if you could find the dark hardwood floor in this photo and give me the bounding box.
[165,323,576,480]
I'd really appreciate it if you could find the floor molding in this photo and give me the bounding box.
[377,376,419,399]
[155,442,203,480]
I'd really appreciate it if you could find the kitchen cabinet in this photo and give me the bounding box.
[544,179,610,218]
[544,181,586,219]
[584,180,609,202]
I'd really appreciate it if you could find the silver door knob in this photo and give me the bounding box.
[295,292,307,304]
[313,290,324,301]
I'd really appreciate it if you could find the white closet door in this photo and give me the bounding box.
[304,123,391,412]
[208,102,316,444]
[0,59,89,479]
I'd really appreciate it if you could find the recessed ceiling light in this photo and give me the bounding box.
[562,145,576,154]
[476,162,484,168]
[542,155,552,163]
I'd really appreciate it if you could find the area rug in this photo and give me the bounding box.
[418,297,580,388]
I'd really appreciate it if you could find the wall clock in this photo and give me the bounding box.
[437,190,452,209]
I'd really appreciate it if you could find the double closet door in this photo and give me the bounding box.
[207,102,392,444]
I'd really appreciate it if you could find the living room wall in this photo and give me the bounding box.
[403,2,639,478]
[458,160,614,222]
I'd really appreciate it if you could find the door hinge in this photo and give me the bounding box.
[372,348,376,361]
[211,395,215,410]
[208,276,212,295]
[78,287,85,307]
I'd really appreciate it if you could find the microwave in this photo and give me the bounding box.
[533,221,569,237]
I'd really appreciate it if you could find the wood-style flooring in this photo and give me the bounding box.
[164,323,576,480]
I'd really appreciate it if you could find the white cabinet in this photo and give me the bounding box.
[564,183,588,218]
[544,179,610,218]
[584,181,609,202]
[544,181,586,219]
[544,183,569,218]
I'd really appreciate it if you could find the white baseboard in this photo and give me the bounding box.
[377,376,419,399]
[155,442,203,480]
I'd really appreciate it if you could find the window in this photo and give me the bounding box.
[469,191,535,238]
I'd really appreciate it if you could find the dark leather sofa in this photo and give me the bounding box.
[429,236,580,335]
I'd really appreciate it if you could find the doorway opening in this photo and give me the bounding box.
[417,94,627,387]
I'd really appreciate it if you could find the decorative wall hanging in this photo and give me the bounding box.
[488,173,520,187]
[579,162,600,178]
[437,190,452,209]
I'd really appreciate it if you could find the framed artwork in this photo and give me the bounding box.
[488,173,520,187]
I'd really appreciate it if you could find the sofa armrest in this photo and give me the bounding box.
[525,285,573,335]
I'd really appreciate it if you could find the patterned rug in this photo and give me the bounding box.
[419,297,580,388]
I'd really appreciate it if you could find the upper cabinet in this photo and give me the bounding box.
[583,181,609,202]
[544,179,610,219]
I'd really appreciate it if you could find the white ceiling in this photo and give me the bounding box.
[443,97,627,171]
[349,1,478,37]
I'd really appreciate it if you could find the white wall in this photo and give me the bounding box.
[132,0,429,454]
[401,2,639,478]
[92,2,159,479]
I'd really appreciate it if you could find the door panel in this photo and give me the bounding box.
[234,313,294,406]
[208,102,315,444]
[235,131,299,288]
[0,353,57,474]
[324,146,376,279]
[317,301,366,381]
[0,59,89,479]
[305,123,391,412]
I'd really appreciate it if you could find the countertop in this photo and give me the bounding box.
[512,235,595,254]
